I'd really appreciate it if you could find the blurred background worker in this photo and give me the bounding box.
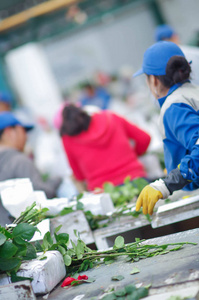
[58,104,151,191]
[134,41,199,215]
[0,91,13,112]
[154,24,180,44]
[79,82,111,110]
[0,112,62,198]
[154,24,199,85]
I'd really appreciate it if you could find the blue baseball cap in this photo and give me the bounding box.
[0,91,13,105]
[0,112,34,131]
[133,41,185,77]
[154,24,175,42]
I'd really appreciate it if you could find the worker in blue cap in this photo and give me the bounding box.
[0,112,62,198]
[154,24,199,85]
[133,41,199,215]
[154,24,180,44]
[0,91,13,112]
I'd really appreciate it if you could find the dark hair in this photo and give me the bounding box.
[60,104,91,136]
[157,56,191,88]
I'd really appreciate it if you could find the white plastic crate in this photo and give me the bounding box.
[0,251,66,295]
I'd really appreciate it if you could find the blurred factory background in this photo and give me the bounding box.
[0,0,199,190]
[0,0,199,113]
[0,3,199,297]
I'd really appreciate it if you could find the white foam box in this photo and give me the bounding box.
[0,280,36,300]
[71,192,115,216]
[30,218,50,242]
[50,210,95,245]
[0,251,66,295]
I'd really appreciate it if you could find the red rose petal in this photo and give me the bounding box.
[61,277,76,287]
[78,275,88,280]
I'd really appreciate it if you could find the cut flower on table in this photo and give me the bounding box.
[61,275,89,287]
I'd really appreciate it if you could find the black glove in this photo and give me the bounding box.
[163,167,190,194]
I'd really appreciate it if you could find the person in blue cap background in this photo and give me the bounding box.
[154,24,199,86]
[0,112,62,199]
[0,91,13,112]
[133,41,199,215]
[154,24,180,44]
[79,82,111,110]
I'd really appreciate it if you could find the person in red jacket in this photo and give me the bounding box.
[59,104,151,191]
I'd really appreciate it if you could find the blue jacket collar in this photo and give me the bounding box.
[158,81,190,107]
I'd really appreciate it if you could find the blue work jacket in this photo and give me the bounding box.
[158,81,199,190]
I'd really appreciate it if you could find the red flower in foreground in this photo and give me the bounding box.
[61,277,76,287]
[61,275,88,287]
[78,275,88,280]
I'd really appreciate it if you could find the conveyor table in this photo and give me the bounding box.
[38,228,199,300]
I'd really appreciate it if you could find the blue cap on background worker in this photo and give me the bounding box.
[0,111,34,131]
[133,41,199,215]
[154,24,180,44]
[0,91,13,112]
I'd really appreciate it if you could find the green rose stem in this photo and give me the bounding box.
[7,202,47,233]
[67,240,197,273]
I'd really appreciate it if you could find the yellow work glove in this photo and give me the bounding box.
[135,185,163,215]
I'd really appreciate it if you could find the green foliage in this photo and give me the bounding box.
[38,228,71,266]
[103,177,148,207]
[55,232,70,245]
[0,203,47,280]
[0,222,38,275]
[32,224,197,276]
[59,177,150,231]
[11,202,48,227]
[104,256,115,265]
[76,193,84,201]
[63,254,72,266]
[101,284,148,300]
[0,200,49,279]
[23,243,37,260]
[0,201,196,290]
[164,198,172,204]
[87,204,144,230]
[12,223,37,244]
[34,240,43,252]
[76,201,84,211]
[59,207,74,216]
[0,258,21,271]
[56,234,196,275]
[114,236,125,249]
[0,241,18,259]
[60,202,143,231]
[0,227,12,239]
[11,272,33,283]
[0,233,6,246]
[42,232,54,251]
[130,267,140,275]
[84,210,101,230]
[111,275,124,281]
